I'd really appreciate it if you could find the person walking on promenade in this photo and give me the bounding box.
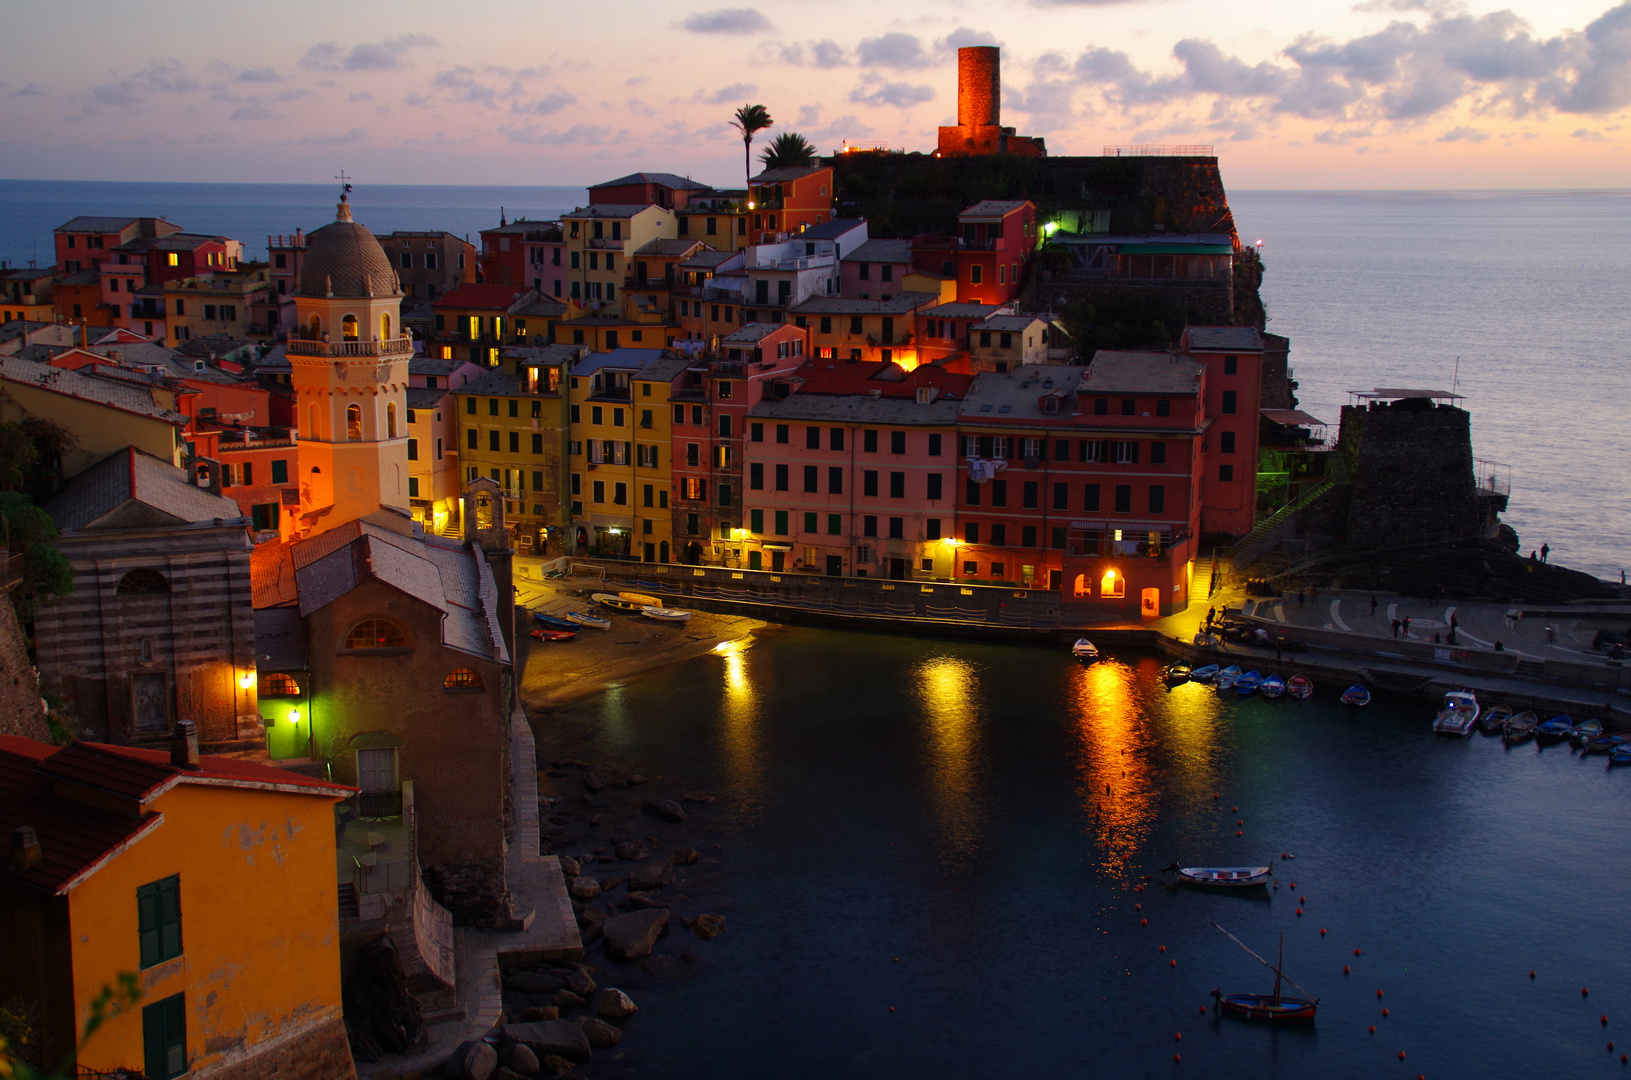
[1402,616,1412,637]
[1391,618,1401,638]
[1371,596,1378,615]
[1541,543,1550,563]
[1275,638,1284,660]
[1545,623,1556,644]
[1451,613,1459,631]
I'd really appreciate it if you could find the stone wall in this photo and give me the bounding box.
[1340,400,1479,542]
[1027,279,1235,327]
[1261,332,1297,410]
[0,583,49,740]
[197,1012,355,1080]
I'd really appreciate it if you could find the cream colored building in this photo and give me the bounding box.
[561,204,678,311]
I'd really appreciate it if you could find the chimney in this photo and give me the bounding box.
[170,720,200,769]
[11,826,41,871]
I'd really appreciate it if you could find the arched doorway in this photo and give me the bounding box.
[342,314,359,341]
[380,312,392,340]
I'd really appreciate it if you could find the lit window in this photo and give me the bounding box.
[344,619,408,649]
[259,672,301,696]
[117,568,170,594]
[443,668,484,690]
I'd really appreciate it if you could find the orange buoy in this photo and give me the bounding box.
[1160,945,1167,952]
[1170,959,1177,967]
[1232,806,1238,812]
[1354,948,1363,956]
[1199,1005,1207,1014]
[1610,1042,1617,1053]
[1398,1051,1406,1061]
[1174,1033,1182,1042]
[1620,1053,1627,1063]
[1174,1053,1182,1063]
[1236,830,1243,837]
[889,1006,895,1012]
[1142,919,1149,926]
[1377,990,1385,999]
[1382,1008,1390,1017]
[1369,1025,1376,1034]
[1529,970,1536,979]
[1289,882,1297,889]
[1320,928,1328,936]
[1344,965,1351,974]
[1295,908,1303,916]
[1135,903,1142,910]
[1237,819,1244,825]
[1299,896,1306,904]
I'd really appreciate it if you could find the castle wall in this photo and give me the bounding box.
[1340,401,1479,543]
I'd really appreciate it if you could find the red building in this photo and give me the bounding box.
[746,166,835,243]
[589,172,713,210]
[1180,326,1265,538]
[912,200,1036,306]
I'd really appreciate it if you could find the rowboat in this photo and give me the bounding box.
[592,592,646,613]
[1503,712,1539,743]
[641,606,692,622]
[563,610,613,629]
[529,627,576,642]
[531,611,581,632]
[619,591,662,606]
[1340,684,1371,707]
[1072,638,1100,661]
[1287,674,1314,701]
[1609,742,1631,766]
[1432,690,1480,736]
[1480,703,1515,734]
[1216,665,1243,691]
[1536,715,1573,742]
[1568,718,1606,747]
[1162,664,1192,686]
[1581,731,1631,755]
[1190,664,1221,684]
[1235,670,1263,697]
[1260,674,1286,700]
[1163,864,1272,888]
[1209,923,1319,1023]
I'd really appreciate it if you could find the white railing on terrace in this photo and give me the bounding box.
[286,335,414,357]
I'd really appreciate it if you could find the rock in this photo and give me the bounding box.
[640,797,685,822]
[589,813,607,827]
[579,921,602,946]
[691,913,727,939]
[670,847,699,865]
[614,841,648,861]
[551,990,585,1008]
[445,1039,497,1080]
[504,1044,540,1073]
[628,862,674,891]
[627,893,669,910]
[597,877,624,892]
[560,969,596,996]
[576,905,607,927]
[558,856,581,877]
[628,773,649,786]
[603,909,668,961]
[501,1019,591,1062]
[596,988,638,1018]
[539,1055,575,1076]
[568,876,601,901]
[495,1069,529,1080]
[574,1015,623,1048]
[682,791,717,803]
[583,771,607,792]
[640,953,699,980]
[504,971,566,995]
[522,1006,559,1022]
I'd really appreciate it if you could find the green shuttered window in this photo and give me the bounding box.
[142,991,187,1079]
[138,874,182,968]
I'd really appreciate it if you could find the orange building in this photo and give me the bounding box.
[747,166,834,243]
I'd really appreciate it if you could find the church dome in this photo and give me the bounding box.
[296,199,401,299]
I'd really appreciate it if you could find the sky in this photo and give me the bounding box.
[0,0,1627,189]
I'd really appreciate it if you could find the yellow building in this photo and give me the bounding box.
[406,386,461,535]
[163,268,273,346]
[790,292,941,366]
[561,204,678,310]
[0,729,356,1079]
[0,354,186,474]
[567,349,686,560]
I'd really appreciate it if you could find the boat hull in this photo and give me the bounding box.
[591,592,645,613]
[1217,993,1318,1022]
[1175,866,1272,888]
[641,606,692,622]
[1287,675,1314,701]
[563,611,612,629]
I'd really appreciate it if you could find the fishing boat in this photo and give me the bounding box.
[1480,704,1515,734]
[592,592,646,613]
[1071,638,1100,662]
[1235,670,1263,697]
[641,605,692,623]
[1609,742,1631,766]
[1162,664,1192,686]
[1190,664,1221,684]
[531,611,581,632]
[1163,864,1272,889]
[1432,689,1480,736]
[1535,715,1573,743]
[1568,718,1606,747]
[1503,712,1539,743]
[1287,674,1314,701]
[1208,923,1319,1023]
[618,591,662,606]
[529,627,576,642]
[1340,684,1371,707]
[1260,674,1286,700]
[563,610,613,629]
[1581,731,1631,755]
[1216,665,1243,691]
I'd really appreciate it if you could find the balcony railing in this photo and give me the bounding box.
[587,237,626,249]
[286,335,414,358]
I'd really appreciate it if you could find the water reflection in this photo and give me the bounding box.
[1069,659,1160,879]
[914,654,984,869]
[716,639,765,818]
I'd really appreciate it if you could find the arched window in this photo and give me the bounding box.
[1100,570,1125,599]
[344,619,408,650]
[117,568,170,594]
[308,404,318,439]
[380,312,392,340]
[386,402,397,439]
[443,668,483,690]
[342,314,359,341]
[259,672,301,696]
[308,315,321,339]
[346,404,362,441]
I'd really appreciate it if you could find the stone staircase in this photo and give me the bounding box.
[338,882,359,921]
[1515,657,1547,679]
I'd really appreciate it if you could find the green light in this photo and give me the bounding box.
[1044,221,1060,236]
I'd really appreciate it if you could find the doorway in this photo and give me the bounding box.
[888,558,908,580]
[771,550,785,572]
[825,555,843,576]
[1141,588,1161,618]
[131,673,168,735]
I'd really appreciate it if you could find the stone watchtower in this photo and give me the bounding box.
[287,191,411,536]
[937,47,1046,158]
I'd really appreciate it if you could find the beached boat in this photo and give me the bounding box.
[1209,923,1319,1023]
[1162,664,1192,686]
[1581,731,1631,755]
[1216,665,1243,691]
[1568,718,1606,747]
[618,591,662,606]
[563,610,613,629]
[531,611,581,632]
[1260,674,1286,700]
[1503,712,1539,743]
[641,605,692,623]
[1609,743,1631,766]
[1480,704,1514,734]
[1235,670,1263,697]
[1287,674,1314,701]
[592,592,646,613]
[1432,689,1480,736]
[1072,638,1100,661]
[1536,715,1573,742]
[529,627,576,642]
[1190,664,1221,684]
[1164,864,1272,888]
[1340,684,1371,707]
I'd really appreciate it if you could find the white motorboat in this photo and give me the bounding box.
[641,605,692,622]
[1072,638,1100,661]
[1431,689,1480,736]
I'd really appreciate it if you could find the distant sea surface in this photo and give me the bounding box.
[1,181,1624,579]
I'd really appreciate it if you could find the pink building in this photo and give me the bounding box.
[1181,326,1265,538]
[838,238,911,300]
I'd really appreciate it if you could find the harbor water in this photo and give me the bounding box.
[548,627,1631,1078]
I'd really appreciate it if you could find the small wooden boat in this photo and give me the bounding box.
[618,591,662,606]
[563,610,613,629]
[532,611,581,632]
[1480,704,1515,734]
[1216,665,1243,691]
[1432,689,1480,736]
[592,592,646,613]
[1072,638,1100,662]
[1536,715,1573,742]
[1163,863,1272,888]
[1503,712,1539,743]
[1235,670,1263,697]
[529,627,576,642]
[1582,731,1631,755]
[1340,684,1371,707]
[1260,674,1286,700]
[1190,664,1221,684]
[1287,674,1314,701]
[1609,742,1631,766]
[1162,664,1192,686]
[1568,718,1606,747]
[1194,631,1221,648]
[1209,923,1319,1023]
[641,605,692,622]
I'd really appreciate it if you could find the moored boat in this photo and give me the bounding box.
[1216,665,1243,691]
[1503,712,1539,743]
[529,627,576,642]
[1609,742,1631,766]
[1162,664,1192,686]
[1340,684,1371,707]
[1568,718,1606,747]
[641,605,692,622]
[563,610,613,629]
[1260,674,1286,700]
[531,611,581,632]
[1072,638,1100,661]
[1163,864,1272,888]
[1190,664,1221,684]
[592,592,646,612]
[618,591,662,606]
[1209,923,1319,1023]
[1480,704,1514,734]
[1235,670,1263,697]
[1432,689,1480,736]
[1536,715,1573,742]
[1582,731,1631,755]
[1287,674,1314,701]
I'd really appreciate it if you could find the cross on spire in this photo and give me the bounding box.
[335,170,353,201]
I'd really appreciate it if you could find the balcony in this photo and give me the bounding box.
[286,334,415,358]
[587,237,626,250]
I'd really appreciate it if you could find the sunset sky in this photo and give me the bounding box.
[1,0,1626,188]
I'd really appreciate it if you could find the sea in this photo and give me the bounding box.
[1,181,1625,580]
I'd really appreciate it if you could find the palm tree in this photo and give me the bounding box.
[729,104,773,187]
[759,132,817,171]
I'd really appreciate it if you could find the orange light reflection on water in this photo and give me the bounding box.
[914,654,983,869]
[716,639,765,818]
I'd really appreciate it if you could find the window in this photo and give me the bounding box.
[804,465,818,493]
[1051,527,1066,549]
[927,473,943,500]
[592,479,605,503]
[138,874,183,968]
[804,511,818,534]
[889,430,906,455]
[863,429,878,453]
[1223,354,1238,375]
[925,518,942,541]
[718,483,732,506]
[614,482,628,505]
[1149,485,1166,514]
[991,479,1007,507]
[1150,442,1167,464]
[345,619,408,649]
[775,464,789,491]
[863,515,878,537]
[719,415,732,437]
[683,477,706,501]
[805,425,821,450]
[750,463,764,490]
[533,433,544,454]
[863,470,878,497]
[750,508,764,533]
[827,513,842,535]
[675,404,687,425]
[991,524,1006,546]
[467,429,478,450]
[1156,398,1171,417]
[467,397,477,414]
[970,265,982,284]
[142,992,187,1080]
[1120,398,1135,416]
[1111,441,1139,464]
[774,510,789,535]
[830,428,845,451]
[1022,481,1039,509]
[1021,525,1037,547]
[443,668,484,690]
[775,423,790,444]
[889,472,905,498]
[489,431,500,452]
[965,479,981,505]
[1114,484,1132,513]
[1101,571,1126,599]
[1084,484,1101,512]
[1094,398,1108,415]
[1222,390,1237,415]
[964,522,980,544]
[1220,431,1236,454]
[509,431,520,453]
[928,433,942,456]
[1219,463,1235,481]
[346,404,363,441]
[407,438,419,461]
[828,466,843,494]
[118,568,170,594]
[963,560,978,575]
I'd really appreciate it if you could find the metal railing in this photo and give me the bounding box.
[286,336,413,358]
[1102,144,1216,157]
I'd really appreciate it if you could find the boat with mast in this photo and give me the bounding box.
[1208,921,1319,1022]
